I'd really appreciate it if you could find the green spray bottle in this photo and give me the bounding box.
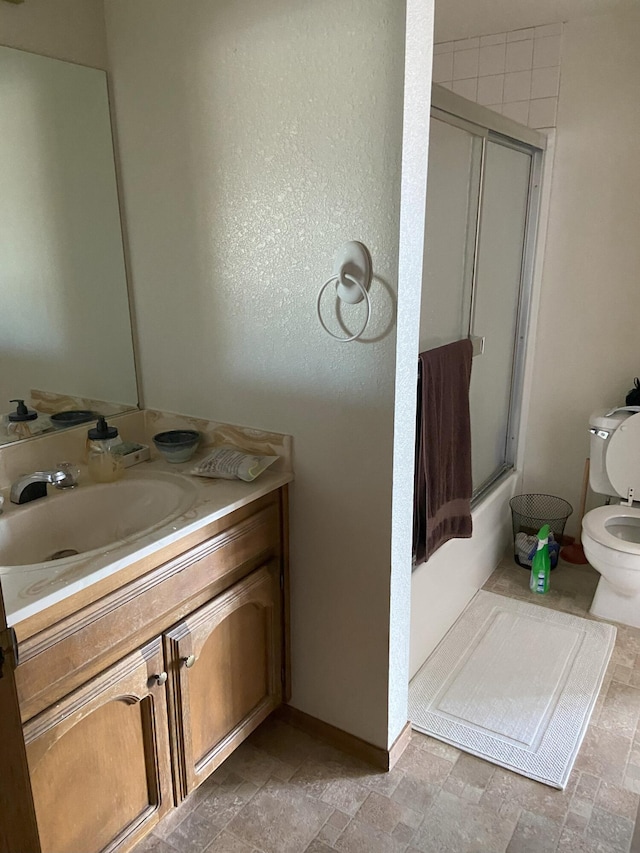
[529,524,551,594]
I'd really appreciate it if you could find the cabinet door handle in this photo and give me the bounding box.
[182,655,196,669]
[154,671,168,686]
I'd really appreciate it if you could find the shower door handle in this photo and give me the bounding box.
[469,335,485,357]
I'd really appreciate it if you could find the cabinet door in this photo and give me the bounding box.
[165,563,282,799]
[23,637,172,853]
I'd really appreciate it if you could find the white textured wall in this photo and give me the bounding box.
[520,10,640,535]
[105,0,410,748]
[391,0,435,744]
[0,0,107,68]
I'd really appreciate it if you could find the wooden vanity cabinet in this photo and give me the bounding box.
[0,487,289,853]
[23,638,173,853]
[165,562,282,800]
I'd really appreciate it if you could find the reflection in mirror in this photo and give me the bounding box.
[0,46,138,446]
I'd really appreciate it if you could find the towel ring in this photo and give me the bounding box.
[316,241,373,343]
[316,272,371,343]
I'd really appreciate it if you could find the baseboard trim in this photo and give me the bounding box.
[388,719,412,769]
[277,705,411,771]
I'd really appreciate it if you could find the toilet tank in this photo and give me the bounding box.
[589,408,637,497]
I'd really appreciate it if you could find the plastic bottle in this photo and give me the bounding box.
[87,417,125,483]
[529,524,551,594]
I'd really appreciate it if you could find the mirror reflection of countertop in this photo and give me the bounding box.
[0,456,293,626]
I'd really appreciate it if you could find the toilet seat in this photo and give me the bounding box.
[582,505,640,555]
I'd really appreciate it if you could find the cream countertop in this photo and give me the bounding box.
[0,456,292,626]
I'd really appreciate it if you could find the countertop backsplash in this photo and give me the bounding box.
[143,409,293,473]
[0,408,292,489]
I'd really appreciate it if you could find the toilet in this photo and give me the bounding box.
[582,408,640,627]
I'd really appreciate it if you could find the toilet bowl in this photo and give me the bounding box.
[581,407,640,626]
[582,504,640,627]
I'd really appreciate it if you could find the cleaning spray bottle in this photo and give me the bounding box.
[529,524,551,594]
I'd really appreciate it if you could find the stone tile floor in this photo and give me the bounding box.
[134,555,640,853]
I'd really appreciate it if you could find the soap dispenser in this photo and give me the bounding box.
[6,398,40,439]
[87,417,125,483]
[8,399,38,422]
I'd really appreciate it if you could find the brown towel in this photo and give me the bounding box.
[413,339,473,563]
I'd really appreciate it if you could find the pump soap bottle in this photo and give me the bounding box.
[6,399,45,439]
[87,417,125,483]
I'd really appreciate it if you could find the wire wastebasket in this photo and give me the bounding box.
[509,493,573,569]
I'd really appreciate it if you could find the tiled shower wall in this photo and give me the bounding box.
[433,23,563,129]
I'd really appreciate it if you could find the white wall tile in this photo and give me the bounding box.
[534,23,562,38]
[528,97,557,128]
[531,66,560,99]
[433,51,454,83]
[452,77,478,100]
[480,33,507,47]
[506,39,533,72]
[454,37,480,50]
[480,33,506,46]
[502,100,530,123]
[478,43,506,76]
[477,74,504,106]
[453,47,479,80]
[507,28,534,42]
[434,22,561,131]
[533,35,562,68]
[503,69,531,102]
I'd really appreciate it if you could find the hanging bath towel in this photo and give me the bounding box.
[413,339,473,563]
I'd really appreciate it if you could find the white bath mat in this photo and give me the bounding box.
[409,591,616,789]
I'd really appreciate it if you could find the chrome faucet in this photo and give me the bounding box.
[10,463,79,505]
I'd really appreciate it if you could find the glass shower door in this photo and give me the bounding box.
[470,141,533,493]
[418,117,481,352]
[420,112,538,498]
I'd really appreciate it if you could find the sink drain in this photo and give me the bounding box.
[48,549,80,561]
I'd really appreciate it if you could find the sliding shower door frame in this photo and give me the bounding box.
[430,87,546,505]
[491,132,544,502]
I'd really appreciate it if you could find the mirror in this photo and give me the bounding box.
[0,46,138,445]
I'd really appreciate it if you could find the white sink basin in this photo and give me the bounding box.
[0,471,198,571]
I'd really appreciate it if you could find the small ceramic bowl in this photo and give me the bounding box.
[153,429,200,463]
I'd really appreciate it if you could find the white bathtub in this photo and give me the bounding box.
[409,472,517,678]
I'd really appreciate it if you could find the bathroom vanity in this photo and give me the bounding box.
[0,458,291,853]
[0,41,295,852]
